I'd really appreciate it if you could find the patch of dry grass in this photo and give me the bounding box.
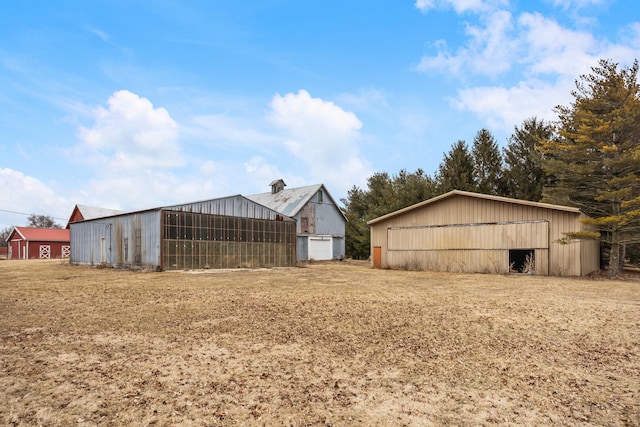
[1,259,639,426]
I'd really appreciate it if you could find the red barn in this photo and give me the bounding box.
[6,227,71,260]
[66,204,123,229]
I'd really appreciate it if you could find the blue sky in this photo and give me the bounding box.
[1,0,639,230]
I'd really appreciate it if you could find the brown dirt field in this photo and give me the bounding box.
[1,259,639,426]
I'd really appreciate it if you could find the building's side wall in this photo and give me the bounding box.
[385,221,549,274]
[8,239,69,259]
[26,241,70,259]
[8,239,21,259]
[71,211,162,269]
[161,210,296,269]
[296,190,346,260]
[370,195,592,276]
[332,236,345,260]
[296,235,308,262]
[313,197,346,237]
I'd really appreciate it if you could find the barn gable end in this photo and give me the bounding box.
[368,190,599,277]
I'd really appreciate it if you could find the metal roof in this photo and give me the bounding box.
[7,227,70,243]
[73,195,295,224]
[367,189,583,225]
[246,183,349,219]
[66,204,124,228]
[76,204,124,220]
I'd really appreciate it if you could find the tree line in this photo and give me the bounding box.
[341,59,640,277]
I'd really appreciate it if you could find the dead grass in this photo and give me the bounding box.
[0,259,639,426]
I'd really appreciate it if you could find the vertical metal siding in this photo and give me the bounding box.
[314,201,346,236]
[296,236,309,262]
[332,236,345,260]
[71,210,162,269]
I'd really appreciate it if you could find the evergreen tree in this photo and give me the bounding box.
[436,140,476,193]
[342,172,394,259]
[391,168,437,211]
[540,59,640,276]
[503,117,553,201]
[342,169,437,259]
[342,186,371,260]
[471,129,503,195]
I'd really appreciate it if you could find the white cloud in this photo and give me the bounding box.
[416,9,517,77]
[68,90,222,210]
[244,157,286,187]
[267,90,371,194]
[66,89,368,212]
[552,0,607,10]
[453,78,575,132]
[0,168,71,229]
[415,0,436,13]
[78,90,182,170]
[415,0,505,14]
[87,27,110,42]
[415,2,640,132]
[518,12,599,77]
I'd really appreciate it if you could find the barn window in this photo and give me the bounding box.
[317,190,323,203]
[509,249,535,274]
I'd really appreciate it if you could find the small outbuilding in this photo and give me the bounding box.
[6,227,71,260]
[368,190,600,277]
[247,179,346,261]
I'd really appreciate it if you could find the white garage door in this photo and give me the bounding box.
[309,237,332,260]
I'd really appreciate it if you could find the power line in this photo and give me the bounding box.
[0,208,67,221]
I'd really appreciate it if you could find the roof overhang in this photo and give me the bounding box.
[367,189,583,226]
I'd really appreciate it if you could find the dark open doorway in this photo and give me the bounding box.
[509,249,535,274]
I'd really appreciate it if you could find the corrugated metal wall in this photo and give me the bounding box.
[70,210,162,269]
[370,194,600,276]
[71,196,298,270]
[294,190,346,260]
[296,236,309,262]
[312,196,346,236]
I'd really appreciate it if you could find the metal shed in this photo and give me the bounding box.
[70,195,297,270]
[368,190,600,277]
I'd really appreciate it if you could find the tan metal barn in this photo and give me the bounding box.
[368,190,600,276]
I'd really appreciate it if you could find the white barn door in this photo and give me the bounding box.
[39,245,51,259]
[309,237,332,261]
